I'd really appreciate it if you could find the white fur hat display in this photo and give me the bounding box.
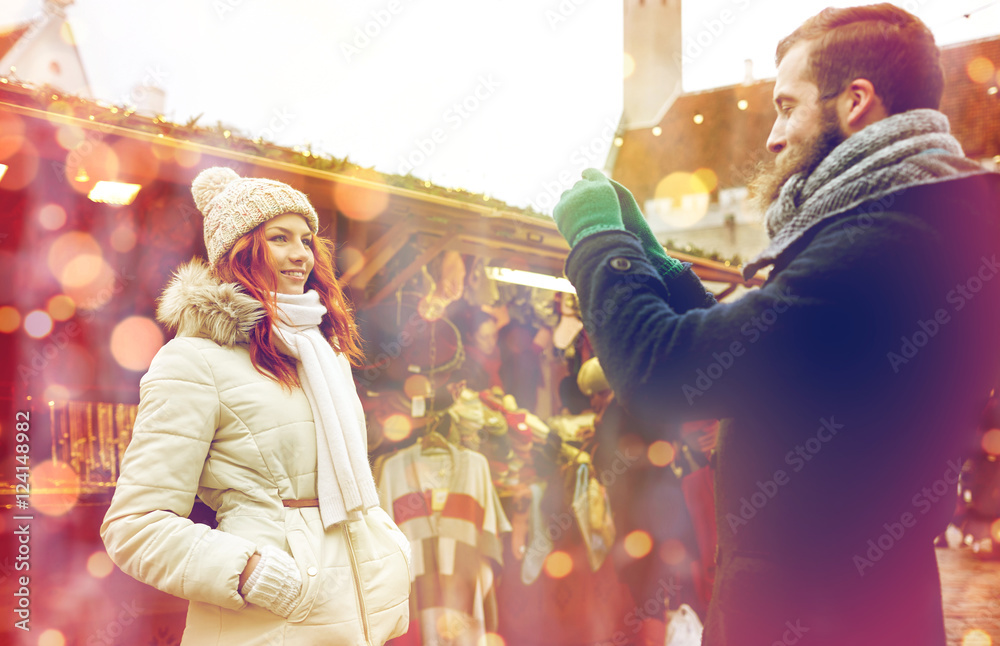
[192,167,319,267]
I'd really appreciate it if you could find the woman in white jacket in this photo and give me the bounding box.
[101,167,410,646]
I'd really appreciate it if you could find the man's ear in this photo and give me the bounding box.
[838,78,888,133]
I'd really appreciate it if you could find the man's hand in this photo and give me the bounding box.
[553,169,625,248]
[609,179,685,278]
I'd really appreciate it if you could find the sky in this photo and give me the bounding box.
[1,0,997,212]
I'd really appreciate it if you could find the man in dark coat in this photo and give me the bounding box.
[553,4,1000,645]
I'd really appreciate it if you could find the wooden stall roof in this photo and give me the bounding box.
[0,78,761,306]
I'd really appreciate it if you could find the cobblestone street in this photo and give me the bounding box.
[939,548,1000,645]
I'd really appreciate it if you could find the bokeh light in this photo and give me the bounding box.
[0,110,26,161]
[334,170,391,221]
[659,538,687,566]
[647,440,676,467]
[338,245,365,277]
[48,232,103,284]
[653,171,711,228]
[61,253,104,288]
[623,52,636,79]
[174,147,203,168]
[991,519,1000,543]
[38,204,67,230]
[43,384,71,402]
[38,629,66,646]
[737,99,749,110]
[63,140,119,195]
[982,429,1000,456]
[111,138,160,183]
[87,551,115,579]
[150,144,174,162]
[693,168,719,194]
[962,629,992,646]
[403,375,433,399]
[24,310,54,339]
[31,460,80,517]
[624,530,653,559]
[479,633,506,646]
[967,57,996,84]
[110,317,164,372]
[55,124,86,151]
[543,550,573,579]
[0,306,21,333]
[47,294,76,321]
[63,260,119,311]
[383,414,414,442]
[110,224,138,253]
[2,140,40,191]
[47,100,75,117]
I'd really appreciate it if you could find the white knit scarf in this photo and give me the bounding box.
[744,109,990,279]
[272,290,379,528]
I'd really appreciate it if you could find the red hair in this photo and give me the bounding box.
[214,223,364,389]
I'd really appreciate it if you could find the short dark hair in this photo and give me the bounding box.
[776,3,944,114]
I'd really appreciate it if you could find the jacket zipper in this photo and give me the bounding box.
[343,523,373,646]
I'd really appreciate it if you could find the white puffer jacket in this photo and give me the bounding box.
[101,260,410,646]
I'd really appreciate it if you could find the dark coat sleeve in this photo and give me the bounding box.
[564,211,940,434]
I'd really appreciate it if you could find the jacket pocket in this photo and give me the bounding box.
[284,527,321,623]
[349,508,411,641]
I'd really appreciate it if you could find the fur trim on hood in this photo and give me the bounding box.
[156,259,265,346]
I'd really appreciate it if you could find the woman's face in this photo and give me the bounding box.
[264,213,314,294]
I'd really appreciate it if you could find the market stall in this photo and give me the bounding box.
[0,77,760,645]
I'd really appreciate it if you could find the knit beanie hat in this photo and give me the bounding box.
[192,167,319,267]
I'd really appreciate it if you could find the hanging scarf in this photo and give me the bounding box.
[272,290,379,528]
[744,109,991,279]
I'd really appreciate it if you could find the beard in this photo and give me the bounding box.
[747,102,848,236]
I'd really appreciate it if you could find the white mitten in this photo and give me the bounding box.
[240,546,303,617]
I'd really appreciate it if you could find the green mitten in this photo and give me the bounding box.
[553,169,624,248]
[609,179,685,278]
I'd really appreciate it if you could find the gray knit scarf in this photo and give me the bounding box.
[743,109,990,280]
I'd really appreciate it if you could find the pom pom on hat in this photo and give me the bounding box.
[192,166,240,214]
[192,166,319,267]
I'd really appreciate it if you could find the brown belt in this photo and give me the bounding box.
[283,499,320,508]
